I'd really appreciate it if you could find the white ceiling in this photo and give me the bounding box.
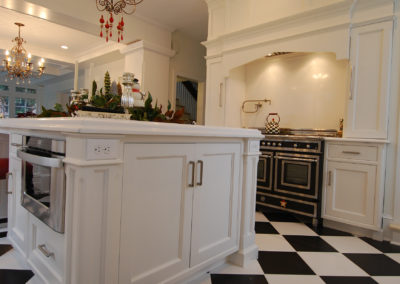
[0,0,208,82]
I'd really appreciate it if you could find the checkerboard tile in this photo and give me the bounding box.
[209,210,400,283]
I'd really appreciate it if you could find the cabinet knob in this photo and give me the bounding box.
[38,244,54,258]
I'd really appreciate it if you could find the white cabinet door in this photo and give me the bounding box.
[324,161,377,227]
[190,143,240,267]
[345,21,393,139]
[119,144,194,284]
[7,154,28,256]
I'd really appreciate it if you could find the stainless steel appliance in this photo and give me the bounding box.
[17,136,66,233]
[256,130,332,224]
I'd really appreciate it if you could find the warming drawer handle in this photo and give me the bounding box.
[188,161,195,187]
[17,149,63,168]
[38,244,54,258]
[5,172,13,194]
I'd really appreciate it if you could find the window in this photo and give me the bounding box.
[15,97,37,117]
[0,96,9,118]
[0,85,9,91]
[15,87,36,94]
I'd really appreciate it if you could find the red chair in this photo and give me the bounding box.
[0,158,9,180]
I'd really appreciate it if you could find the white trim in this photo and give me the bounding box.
[120,40,176,58]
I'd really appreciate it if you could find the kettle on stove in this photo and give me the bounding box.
[265,113,280,134]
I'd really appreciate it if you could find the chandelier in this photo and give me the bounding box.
[96,0,144,42]
[2,23,45,84]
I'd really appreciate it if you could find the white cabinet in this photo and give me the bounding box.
[7,134,29,256]
[119,143,241,284]
[344,20,393,139]
[323,141,386,230]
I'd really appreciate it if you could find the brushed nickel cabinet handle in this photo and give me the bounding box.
[5,172,12,194]
[342,151,361,155]
[11,143,22,147]
[328,171,332,186]
[197,160,204,186]
[188,161,195,187]
[38,244,54,258]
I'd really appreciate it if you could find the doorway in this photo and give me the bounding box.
[175,76,205,124]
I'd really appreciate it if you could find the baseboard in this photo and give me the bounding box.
[323,219,383,240]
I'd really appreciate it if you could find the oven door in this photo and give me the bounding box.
[257,152,273,190]
[18,148,65,233]
[274,152,320,198]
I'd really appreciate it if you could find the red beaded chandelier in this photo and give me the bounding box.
[96,0,144,43]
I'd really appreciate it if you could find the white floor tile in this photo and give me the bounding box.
[298,252,368,276]
[255,211,269,222]
[372,276,400,284]
[386,253,400,264]
[210,259,264,275]
[192,275,212,284]
[321,236,381,253]
[270,222,318,236]
[26,275,45,284]
[255,234,295,252]
[265,274,325,284]
[0,236,11,245]
[0,249,30,270]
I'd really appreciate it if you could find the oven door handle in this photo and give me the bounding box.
[17,149,63,168]
[275,156,318,163]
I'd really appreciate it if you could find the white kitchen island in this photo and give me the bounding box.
[0,117,262,284]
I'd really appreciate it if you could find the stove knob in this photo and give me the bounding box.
[306,144,310,149]
[260,196,266,202]
[261,141,266,146]
[272,142,276,146]
[267,142,271,146]
[278,143,282,147]
[293,143,298,148]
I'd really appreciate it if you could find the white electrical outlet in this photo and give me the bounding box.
[86,139,119,160]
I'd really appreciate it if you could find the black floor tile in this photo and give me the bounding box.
[0,245,12,257]
[344,253,400,276]
[283,235,337,252]
[321,276,378,284]
[261,211,300,222]
[0,269,34,284]
[210,274,268,284]
[0,231,7,238]
[255,222,279,234]
[258,251,315,275]
[360,237,400,253]
[305,224,353,236]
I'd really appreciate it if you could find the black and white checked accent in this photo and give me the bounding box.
[202,210,400,284]
[0,231,34,284]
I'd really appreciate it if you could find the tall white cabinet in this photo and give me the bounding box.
[344,20,393,139]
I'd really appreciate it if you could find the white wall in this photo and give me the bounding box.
[170,31,206,108]
[243,53,347,130]
[82,58,125,97]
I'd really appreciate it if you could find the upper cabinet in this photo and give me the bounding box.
[344,20,393,139]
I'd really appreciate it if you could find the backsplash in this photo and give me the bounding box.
[242,53,348,130]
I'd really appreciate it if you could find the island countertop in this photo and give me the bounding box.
[0,117,263,138]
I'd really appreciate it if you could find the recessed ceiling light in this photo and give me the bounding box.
[61,45,69,50]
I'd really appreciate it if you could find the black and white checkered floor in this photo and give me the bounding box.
[200,211,400,284]
[1,211,400,283]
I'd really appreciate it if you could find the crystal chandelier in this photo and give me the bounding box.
[96,0,144,42]
[2,23,45,84]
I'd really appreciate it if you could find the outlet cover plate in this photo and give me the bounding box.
[86,139,119,160]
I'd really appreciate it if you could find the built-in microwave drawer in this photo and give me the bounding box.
[327,144,378,162]
[28,214,65,284]
[256,192,317,218]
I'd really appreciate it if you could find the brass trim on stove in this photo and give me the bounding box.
[257,151,273,190]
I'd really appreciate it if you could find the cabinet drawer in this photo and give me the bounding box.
[327,144,378,162]
[256,193,317,218]
[28,215,65,284]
